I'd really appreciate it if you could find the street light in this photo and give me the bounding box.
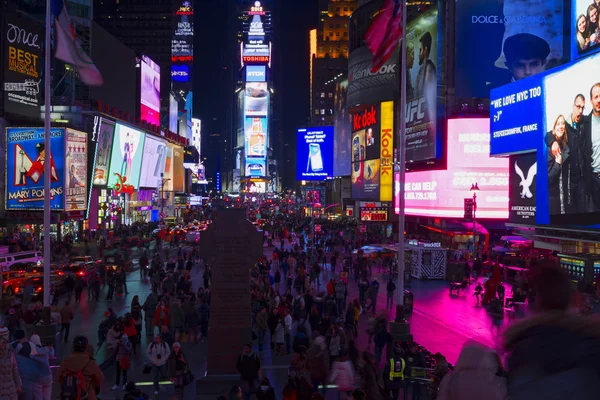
[470,183,479,258]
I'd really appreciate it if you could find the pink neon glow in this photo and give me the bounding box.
[395,118,509,219]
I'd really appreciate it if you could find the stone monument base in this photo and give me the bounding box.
[390,304,413,342]
[196,374,242,400]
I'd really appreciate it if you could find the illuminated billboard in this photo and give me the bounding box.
[246,65,267,82]
[139,136,168,188]
[352,159,380,200]
[91,117,115,186]
[107,123,146,190]
[395,119,509,218]
[404,4,439,162]
[172,145,185,192]
[333,79,351,177]
[244,117,267,158]
[379,101,394,201]
[296,126,334,181]
[65,128,88,211]
[5,127,65,210]
[245,82,268,117]
[140,55,160,126]
[172,0,194,138]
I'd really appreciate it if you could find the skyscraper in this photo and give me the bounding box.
[310,0,356,126]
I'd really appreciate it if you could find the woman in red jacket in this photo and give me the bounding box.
[123,312,138,354]
[154,299,169,332]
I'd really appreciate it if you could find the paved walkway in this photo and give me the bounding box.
[51,242,522,399]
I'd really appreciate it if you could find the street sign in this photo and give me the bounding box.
[464,198,474,220]
[160,212,166,219]
[314,224,321,233]
[360,225,367,233]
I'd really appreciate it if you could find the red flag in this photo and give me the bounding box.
[364,0,402,73]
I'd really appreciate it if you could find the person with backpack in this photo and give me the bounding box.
[386,279,396,309]
[236,343,262,400]
[113,334,133,390]
[146,334,171,395]
[58,336,104,400]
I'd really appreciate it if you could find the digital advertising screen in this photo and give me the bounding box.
[352,159,380,200]
[163,144,174,191]
[245,82,268,117]
[91,117,115,186]
[380,101,394,202]
[172,145,185,192]
[245,158,266,178]
[107,123,146,190]
[243,3,270,60]
[538,52,600,224]
[455,0,565,99]
[3,12,44,118]
[404,4,438,162]
[352,105,380,161]
[489,73,545,156]
[246,65,267,82]
[572,0,600,59]
[65,128,88,211]
[395,119,509,218]
[296,126,334,181]
[169,94,179,134]
[171,64,190,83]
[509,152,537,223]
[244,117,267,158]
[5,127,65,210]
[352,130,365,164]
[139,136,168,188]
[333,79,351,177]
[140,55,161,126]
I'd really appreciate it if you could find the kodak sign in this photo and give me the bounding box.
[353,106,377,131]
[380,101,394,201]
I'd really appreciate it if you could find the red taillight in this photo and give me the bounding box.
[3,281,8,284]
[36,287,42,292]
[58,272,64,276]
[78,271,84,276]
[15,287,20,293]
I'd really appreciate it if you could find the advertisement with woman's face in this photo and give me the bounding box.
[107,124,145,189]
[573,0,600,58]
[140,56,161,126]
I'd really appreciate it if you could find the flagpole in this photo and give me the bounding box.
[43,0,52,307]
[395,0,407,322]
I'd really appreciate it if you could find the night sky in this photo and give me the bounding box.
[194,0,319,188]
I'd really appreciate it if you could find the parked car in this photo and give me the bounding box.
[2,271,28,296]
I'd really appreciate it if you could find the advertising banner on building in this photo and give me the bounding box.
[245,82,269,117]
[65,129,88,211]
[573,0,600,59]
[3,12,44,118]
[347,46,398,108]
[245,158,266,178]
[395,119,509,218]
[380,101,394,201]
[509,152,537,223]
[352,105,380,161]
[404,5,438,162]
[163,144,174,191]
[139,136,168,188]
[172,145,185,192]
[245,117,267,159]
[456,0,565,98]
[333,79,351,177]
[107,123,146,189]
[352,159,380,200]
[91,117,115,186]
[243,2,270,62]
[140,55,161,126]
[5,128,65,210]
[246,65,267,82]
[296,126,334,181]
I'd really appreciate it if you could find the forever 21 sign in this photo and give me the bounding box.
[3,12,44,118]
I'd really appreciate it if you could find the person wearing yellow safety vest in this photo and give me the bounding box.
[383,347,406,400]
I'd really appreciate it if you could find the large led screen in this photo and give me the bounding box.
[352,105,380,161]
[352,159,380,200]
[296,126,334,181]
[5,127,65,210]
[509,152,537,223]
[140,55,161,126]
[65,128,88,211]
[538,52,600,223]
[107,124,145,189]
[91,117,115,186]
[245,117,267,158]
[163,144,174,191]
[172,145,185,192]
[245,82,268,117]
[395,119,509,218]
[404,4,438,162]
[456,0,565,98]
[139,136,168,188]
[572,0,600,59]
[245,158,266,178]
[333,79,351,177]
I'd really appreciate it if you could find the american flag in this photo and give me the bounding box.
[364,0,402,73]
